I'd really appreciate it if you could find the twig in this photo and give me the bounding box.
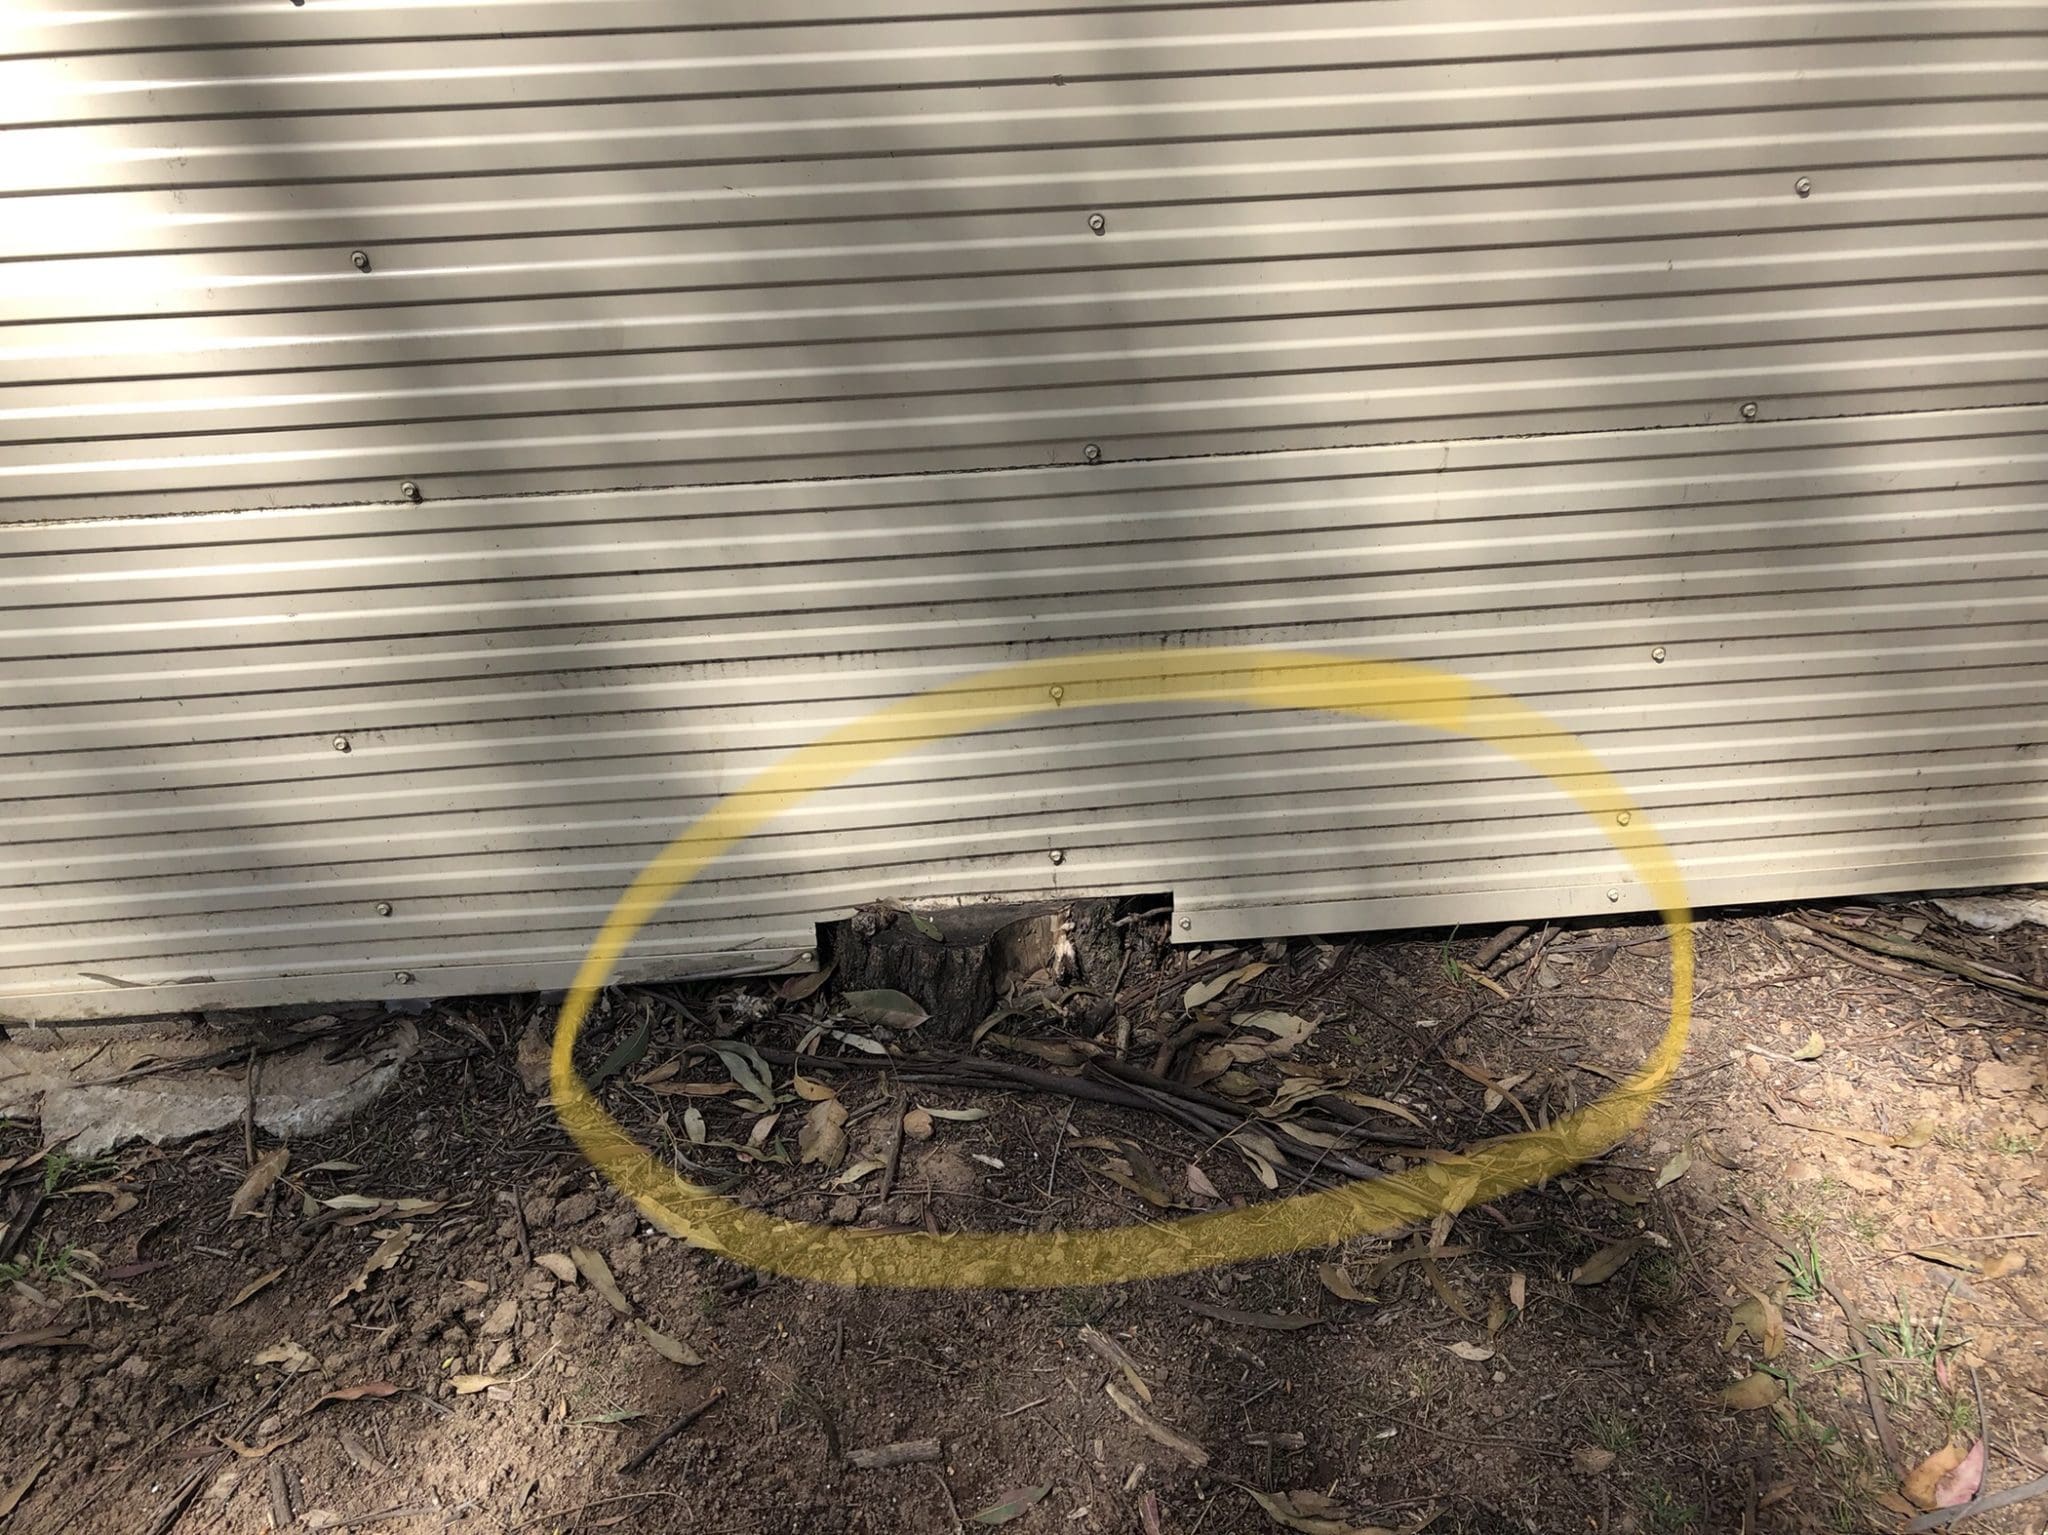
[1820,1274,1903,1471]
[926,1469,964,1535]
[845,1438,941,1470]
[504,1490,693,1532]
[1906,1469,2048,1531]
[1788,914,2048,1006]
[1473,925,1531,972]
[878,1088,905,1205]
[505,1187,531,1267]
[618,1386,726,1475]
[243,1047,259,1169]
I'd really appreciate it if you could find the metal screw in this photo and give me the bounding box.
[374,901,393,917]
[399,480,421,502]
[1048,684,1065,702]
[1739,401,1759,421]
[1082,443,1102,463]
[799,951,815,965]
[1794,176,1812,198]
[1616,811,1632,827]
[393,970,415,985]
[1179,918,1192,931]
[332,735,352,753]
[1651,646,1667,663]
[1087,212,1106,235]
[350,250,371,273]
[1048,849,1066,865]
[1606,888,1621,903]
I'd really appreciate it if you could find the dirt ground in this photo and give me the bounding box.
[1,896,2044,1535]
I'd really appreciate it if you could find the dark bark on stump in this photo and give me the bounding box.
[827,898,1127,1037]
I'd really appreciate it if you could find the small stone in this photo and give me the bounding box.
[555,1192,598,1226]
[828,1196,861,1224]
[116,1354,154,1380]
[522,1195,556,1225]
[481,1299,519,1338]
[485,1338,516,1374]
[598,1210,637,1245]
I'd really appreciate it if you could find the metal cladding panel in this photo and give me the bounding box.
[2,2,2047,1019]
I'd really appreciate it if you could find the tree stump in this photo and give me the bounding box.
[827,899,1127,1038]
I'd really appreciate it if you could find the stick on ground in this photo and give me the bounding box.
[618,1386,726,1475]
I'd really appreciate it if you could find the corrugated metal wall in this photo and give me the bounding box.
[4,1,2046,1020]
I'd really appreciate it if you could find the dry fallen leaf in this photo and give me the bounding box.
[1791,1031,1826,1061]
[1183,961,1269,1010]
[329,1224,415,1309]
[1933,1439,1985,1508]
[534,1252,579,1284]
[220,1432,303,1465]
[229,1148,290,1220]
[635,1319,703,1366]
[0,1453,50,1520]
[227,1266,287,1311]
[1508,1272,1527,1312]
[1892,1118,1937,1149]
[310,1381,399,1410]
[450,1373,509,1395]
[798,1098,849,1169]
[1729,1290,1785,1359]
[790,1074,837,1103]
[1904,1442,1970,1509]
[1245,1487,1397,1535]
[570,1246,632,1315]
[830,1158,886,1188]
[1185,1162,1221,1201]
[251,1340,318,1375]
[1719,1371,1785,1411]
[843,988,928,1029]
[1654,1148,1692,1189]
[1570,1237,1643,1285]
[1447,1341,1495,1363]
[1572,1446,1616,1475]
[1317,1264,1371,1304]
[779,964,834,1002]
[969,1485,1051,1525]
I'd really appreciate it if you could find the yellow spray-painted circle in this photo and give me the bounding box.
[552,648,1692,1289]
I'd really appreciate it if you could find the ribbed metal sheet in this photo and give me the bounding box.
[3,1,2046,1019]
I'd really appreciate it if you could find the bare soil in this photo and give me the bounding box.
[1,898,2043,1535]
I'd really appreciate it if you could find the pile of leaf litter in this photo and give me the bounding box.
[569,935,1549,1229]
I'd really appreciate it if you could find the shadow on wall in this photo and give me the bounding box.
[4,4,2047,1010]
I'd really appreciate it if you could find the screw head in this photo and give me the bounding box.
[1048,684,1065,702]
[1651,646,1667,664]
[1606,888,1621,903]
[399,480,421,502]
[1082,443,1102,463]
[393,970,415,985]
[1616,811,1632,827]
[1048,849,1066,865]
[332,735,352,753]
[1087,212,1106,235]
[350,250,371,272]
[1794,176,1812,198]
[1739,401,1759,421]
[1179,918,1192,931]
[374,901,393,917]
